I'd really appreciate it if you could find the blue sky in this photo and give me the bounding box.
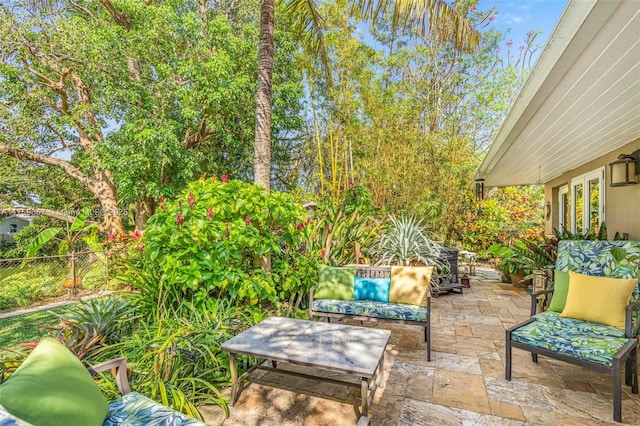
[479,0,569,50]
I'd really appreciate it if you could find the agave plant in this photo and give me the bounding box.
[372,215,446,269]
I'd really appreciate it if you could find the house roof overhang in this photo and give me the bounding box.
[476,0,640,187]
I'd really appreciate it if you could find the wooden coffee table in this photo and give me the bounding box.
[221,316,390,418]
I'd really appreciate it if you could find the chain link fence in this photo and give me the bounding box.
[0,251,108,311]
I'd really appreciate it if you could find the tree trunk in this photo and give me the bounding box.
[134,197,155,231]
[254,0,275,193]
[93,174,124,235]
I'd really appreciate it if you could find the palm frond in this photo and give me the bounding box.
[351,0,480,52]
[279,0,333,85]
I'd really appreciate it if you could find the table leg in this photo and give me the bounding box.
[361,378,369,417]
[378,350,385,389]
[230,353,238,406]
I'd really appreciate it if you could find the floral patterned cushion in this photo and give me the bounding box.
[533,311,626,338]
[512,318,632,367]
[104,392,206,426]
[312,299,428,322]
[554,240,640,334]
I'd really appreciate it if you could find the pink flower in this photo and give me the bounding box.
[132,230,142,241]
[158,195,164,203]
[496,48,501,53]
[324,211,329,217]
[177,213,184,225]
[306,216,312,224]
[321,248,327,258]
[296,222,304,230]
[506,40,513,47]
[519,45,525,50]
[221,175,229,183]
[107,233,115,241]
[207,206,213,220]
[328,223,333,231]
[488,14,495,21]
[138,243,145,250]
[245,215,251,225]
[187,193,196,208]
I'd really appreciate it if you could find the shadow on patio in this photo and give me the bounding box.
[201,268,640,425]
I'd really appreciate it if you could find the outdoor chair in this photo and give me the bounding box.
[0,337,206,426]
[505,240,640,423]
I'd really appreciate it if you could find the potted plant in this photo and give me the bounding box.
[488,243,532,287]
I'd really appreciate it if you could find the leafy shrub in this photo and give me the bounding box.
[94,300,255,418]
[0,263,66,310]
[304,204,381,266]
[136,177,308,310]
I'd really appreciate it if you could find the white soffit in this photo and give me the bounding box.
[477,0,640,187]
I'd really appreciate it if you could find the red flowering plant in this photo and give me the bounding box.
[133,178,309,311]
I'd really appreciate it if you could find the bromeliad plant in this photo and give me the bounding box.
[46,297,137,359]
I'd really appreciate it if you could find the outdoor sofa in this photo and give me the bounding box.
[505,239,640,423]
[309,265,432,360]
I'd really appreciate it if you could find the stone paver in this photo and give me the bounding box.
[201,267,640,425]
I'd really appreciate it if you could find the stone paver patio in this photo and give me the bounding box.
[202,268,640,425]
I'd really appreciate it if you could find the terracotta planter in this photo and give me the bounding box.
[510,270,531,287]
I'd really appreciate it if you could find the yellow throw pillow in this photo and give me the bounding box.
[560,270,637,329]
[389,266,433,306]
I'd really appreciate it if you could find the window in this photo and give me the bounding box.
[570,168,605,234]
[9,224,17,234]
[558,185,569,232]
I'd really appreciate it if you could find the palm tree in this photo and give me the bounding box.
[253,0,480,192]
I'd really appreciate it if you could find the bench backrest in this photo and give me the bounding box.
[555,240,640,280]
[555,240,640,333]
[355,266,391,279]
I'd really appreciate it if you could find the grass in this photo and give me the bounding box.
[0,307,67,352]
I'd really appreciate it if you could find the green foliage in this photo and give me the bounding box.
[48,298,137,359]
[0,0,304,228]
[304,203,381,266]
[553,222,612,241]
[0,261,67,310]
[301,0,540,246]
[136,178,308,310]
[460,186,545,255]
[94,301,250,418]
[24,208,100,258]
[489,235,557,281]
[371,215,446,268]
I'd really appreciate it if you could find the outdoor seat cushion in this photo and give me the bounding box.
[512,315,631,366]
[104,392,206,426]
[534,311,626,338]
[312,299,428,322]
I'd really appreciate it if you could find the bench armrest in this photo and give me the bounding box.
[530,289,554,317]
[625,300,640,338]
[87,357,131,396]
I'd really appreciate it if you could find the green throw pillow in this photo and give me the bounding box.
[548,270,570,312]
[314,265,357,300]
[0,337,109,426]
